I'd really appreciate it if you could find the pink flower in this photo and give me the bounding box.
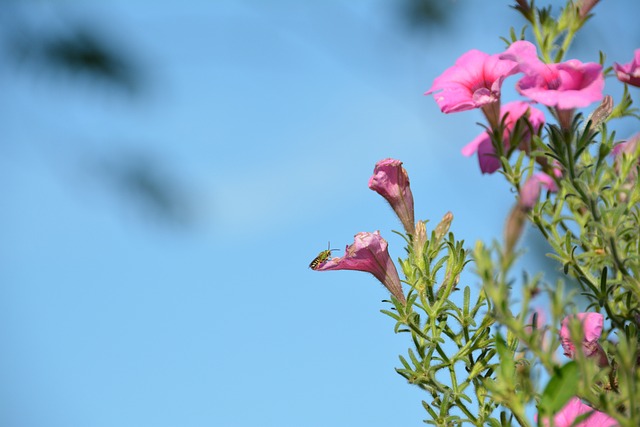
[315,231,405,304]
[501,41,604,110]
[560,312,608,367]
[518,172,558,210]
[522,308,551,352]
[612,134,640,200]
[614,49,640,87]
[524,308,546,335]
[461,101,545,174]
[578,0,600,19]
[612,133,640,158]
[540,397,617,427]
[368,159,415,234]
[425,49,519,127]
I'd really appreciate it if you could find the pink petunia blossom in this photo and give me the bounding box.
[461,101,545,174]
[315,231,405,303]
[425,49,519,127]
[614,49,640,87]
[368,159,415,234]
[501,41,604,110]
[540,397,618,427]
[518,172,558,210]
[560,312,608,367]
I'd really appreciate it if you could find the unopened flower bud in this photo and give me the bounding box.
[578,0,600,19]
[586,95,613,129]
[514,0,533,21]
[504,204,527,255]
[434,211,453,242]
[369,159,415,235]
[413,220,427,255]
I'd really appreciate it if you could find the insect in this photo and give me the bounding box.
[309,242,339,269]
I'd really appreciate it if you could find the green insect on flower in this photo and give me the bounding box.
[309,242,339,270]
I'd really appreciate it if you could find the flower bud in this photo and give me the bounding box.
[578,0,600,19]
[587,95,613,129]
[504,204,527,255]
[413,220,427,256]
[368,159,415,235]
[434,211,453,242]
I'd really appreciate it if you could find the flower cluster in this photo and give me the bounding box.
[426,39,612,173]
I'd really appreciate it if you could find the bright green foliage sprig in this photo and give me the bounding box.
[382,215,499,426]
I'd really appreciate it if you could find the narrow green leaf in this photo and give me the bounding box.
[599,266,608,294]
[380,309,400,321]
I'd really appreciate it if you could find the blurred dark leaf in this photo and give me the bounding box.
[98,154,196,228]
[11,26,139,92]
[400,0,454,31]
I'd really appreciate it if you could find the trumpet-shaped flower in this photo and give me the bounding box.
[614,49,640,87]
[541,397,617,427]
[501,41,604,110]
[368,159,415,234]
[461,101,545,174]
[314,231,405,304]
[425,49,519,126]
[560,312,608,367]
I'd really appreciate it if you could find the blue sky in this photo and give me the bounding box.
[2,1,639,426]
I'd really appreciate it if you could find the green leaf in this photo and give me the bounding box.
[494,332,515,386]
[540,361,579,415]
[380,309,400,321]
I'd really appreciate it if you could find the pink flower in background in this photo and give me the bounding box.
[315,231,405,304]
[518,172,557,210]
[524,308,546,335]
[368,159,415,234]
[614,49,640,87]
[522,308,551,352]
[560,312,608,367]
[461,101,545,174]
[425,49,519,126]
[612,133,640,157]
[540,397,617,427]
[613,133,640,184]
[501,41,604,110]
[578,0,601,19]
